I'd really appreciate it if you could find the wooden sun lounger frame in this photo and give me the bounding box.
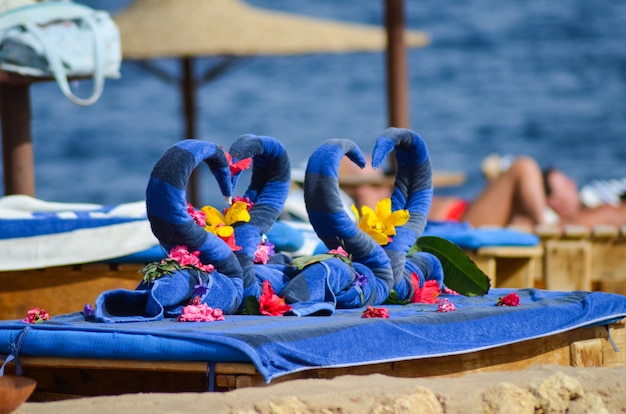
[4,318,624,401]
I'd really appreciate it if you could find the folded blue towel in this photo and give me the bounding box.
[424,221,539,249]
[95,140,244,322]
[304,138,394,306]
[228,134,291,299]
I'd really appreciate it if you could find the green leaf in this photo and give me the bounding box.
[415,236,491,296]
[237,295,261,315]
[291,249,354,271]
[384,289,410,305]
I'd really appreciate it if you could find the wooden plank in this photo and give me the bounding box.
[543,239,591,291]
[570,338,603,367]
[0,264,143,320]
[470,246,543,288]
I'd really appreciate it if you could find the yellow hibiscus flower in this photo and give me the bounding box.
[352,198,409,245]
[200,201,251,250]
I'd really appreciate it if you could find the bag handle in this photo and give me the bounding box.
[25,15,105,105]
[0,2,108,106]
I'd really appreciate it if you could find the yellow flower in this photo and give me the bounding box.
[201,201,251,238]
[352,198,409,245]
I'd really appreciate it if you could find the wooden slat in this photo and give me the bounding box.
[0,264,143,320]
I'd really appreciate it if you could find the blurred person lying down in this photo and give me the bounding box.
[337,155,626,229]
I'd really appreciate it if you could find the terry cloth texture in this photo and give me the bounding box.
[0,194,158,270]
[372,128,435,300]
[228,134,291,299]
[97,139,244,319]
[304,138,393,306]
[1,288,625,383]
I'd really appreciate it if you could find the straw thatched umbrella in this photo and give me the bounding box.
[114,0,429,203]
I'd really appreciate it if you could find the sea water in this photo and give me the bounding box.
[2,0,625,206]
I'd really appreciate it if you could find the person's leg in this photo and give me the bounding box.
[462,156,547,227]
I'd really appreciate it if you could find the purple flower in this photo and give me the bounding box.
[355,271,368,287]
[83,304,95,317]
[193,277,209,297]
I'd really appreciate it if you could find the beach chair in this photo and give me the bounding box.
[535,224,626,294]
[1,289,624,399]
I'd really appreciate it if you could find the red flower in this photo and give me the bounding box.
[225,152,252,176]
[259,280,292,316]
[412,278,441,304]
[361,306,389,319]
[497,292,521,306]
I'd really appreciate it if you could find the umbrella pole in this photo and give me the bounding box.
[385,0,410,129]
[182,56,201,206]
[0,82,35,196]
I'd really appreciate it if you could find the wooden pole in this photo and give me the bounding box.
[1,82,35,196]
[385,0,410,128]
[181,56,200,206]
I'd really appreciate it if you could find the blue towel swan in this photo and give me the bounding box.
[301,138,394,307]
[372,127,444,301]
[228,134,292,299]
[94,140,244,322]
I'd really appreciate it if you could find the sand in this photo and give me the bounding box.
[13,363,626,414]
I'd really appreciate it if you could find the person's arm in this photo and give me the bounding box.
[561,204,626,227]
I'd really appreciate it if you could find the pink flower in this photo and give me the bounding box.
[437,298,457,313]
[497,292,520,306]
[259,280,292,316]
[361,306,389,319]
[328,246,349,257]
[168,245,202,267]
[253,240,275,264]
[177,303,225,322]
[22,307,50,324]
[187,203,207,227]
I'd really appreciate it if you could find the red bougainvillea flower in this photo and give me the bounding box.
[361,306,389,319]
[187,203,207,227]
[224,152,252,176]
[411,277,441,304]
[259,280,292,316]
[437,298,457,313]
[177,303,224,322]
[22,307,50,324]
[497,292,521,306]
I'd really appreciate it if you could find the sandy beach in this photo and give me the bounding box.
[12,363,626,413]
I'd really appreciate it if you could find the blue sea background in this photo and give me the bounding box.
[3,0,625,207]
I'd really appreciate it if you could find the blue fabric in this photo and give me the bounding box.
[424,221,540,249]
[0,215,143,239]
[2,288,625,384]
[304,139,393,306]
[372,128,435,300]
[229,134,291,299]
[97,140,244,320]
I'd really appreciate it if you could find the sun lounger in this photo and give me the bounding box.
[0,199,546,320]
[535,224,626,294]
[1,288,624,399]
[424,221,543,288]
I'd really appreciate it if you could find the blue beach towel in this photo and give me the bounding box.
[1,288,625,384]
[0,195,159,270]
